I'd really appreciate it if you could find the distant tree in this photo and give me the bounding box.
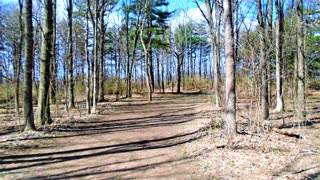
[195,0,221,108]
[23,0,36,131]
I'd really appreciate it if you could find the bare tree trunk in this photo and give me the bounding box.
[37,0,53,125]
[24,0,36,131]
[50,0,57,105]
[267,0,273,106]
[15,0,23,116]
[98,6,105,102]
[85,0,91,114]
[296,0,305,120]
[224,0,237,138]
[92,0,99,113]
[257,0,269,120]
[274,0,284,112]
[67,0,75,108]
[196,0,221,107]
[116,32,121,101]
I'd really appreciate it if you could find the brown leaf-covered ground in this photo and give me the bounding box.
[0,91,319,179]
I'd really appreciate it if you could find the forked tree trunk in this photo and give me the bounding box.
[224,0,237,138]
[24,0,36,131]
[37,0,53,125]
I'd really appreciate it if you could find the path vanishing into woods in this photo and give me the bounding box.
[0,93,209,179]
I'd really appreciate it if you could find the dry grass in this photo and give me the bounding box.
[184,92,320,179]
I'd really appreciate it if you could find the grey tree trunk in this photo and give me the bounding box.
[296,0,305,120]
[67,0,75,108]
[98,6,105,102]
[257,0,269,120]
[15,0,23,116]
[37,0,53,125]
[267,0,273,106]
[224,0,237,138]
[85,0,91,114]
[274,0,284,112]
[92,0,99,113]
[23,0,36,131]
[50,0,57,105]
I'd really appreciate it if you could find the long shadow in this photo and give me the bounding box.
[21,149,210,180]
[0,108,200,142]
[0,126,208,172]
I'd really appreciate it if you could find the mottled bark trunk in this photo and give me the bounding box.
[24,0,36,131]
[50,0,57,105]
[98,7,105,102]
[37,0,53,125]
[296,0,305,120]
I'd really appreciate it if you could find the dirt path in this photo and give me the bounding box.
[0,93,208,179]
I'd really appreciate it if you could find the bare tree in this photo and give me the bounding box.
[296,0,305,120]
[37,0,54,125]
[195,0,221,108]
[23,0,36,131]
[224,0,237,138]
[274,0,284,112]
[67,0,75,109]
[257,0,269,120]
[85,0,91,114]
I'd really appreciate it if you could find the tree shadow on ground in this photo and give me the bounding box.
[0,125,208,174]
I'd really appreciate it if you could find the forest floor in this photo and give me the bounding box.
[0,90,319,179]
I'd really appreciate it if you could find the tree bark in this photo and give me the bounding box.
[15,0,23,116]
[296,0,305,120]
[67,0,75,108]
[257,0,269,120]
[85,0,91,114]
[37,0,53,125]
[224,0,237,138]
[274,0,284,112]
[98,6,105,102]
[23,0,36,131]
[92,0,99,113]
[50,0,57,105]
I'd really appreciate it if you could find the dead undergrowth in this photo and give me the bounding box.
[184,91,320,179]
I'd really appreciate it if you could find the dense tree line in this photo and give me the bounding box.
[0,0,319,137]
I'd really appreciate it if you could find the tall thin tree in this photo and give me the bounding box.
[257,0,269,120]
[67,0,75,108]
[274,0,284,112]
[23,0,36,131]
[296,0,305,120]
[224,0,237,138]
